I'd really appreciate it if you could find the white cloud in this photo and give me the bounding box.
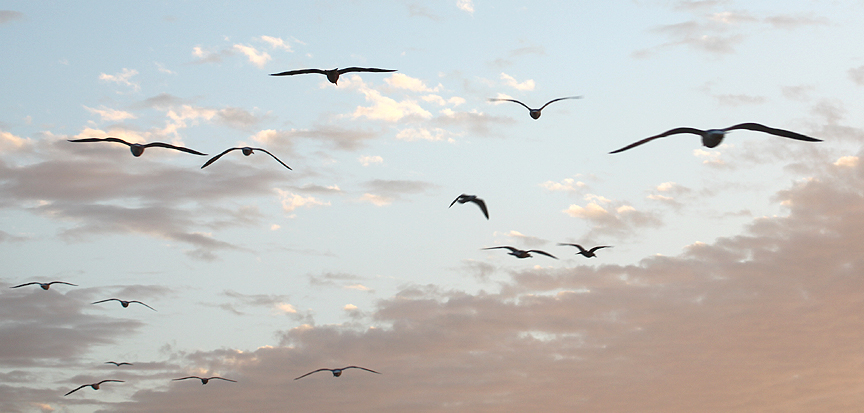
[834,156,858,167]
[500,73,535,91]
[348,78,433,122]
[396,127,454,142]
[358,155,383,166]
[540,178,585,192]
[260,35,294,52]
[274,303,297,314]
[155,62,175,75]
[275,189,330,212]
[457,0,474,14]
[99,68,140,91]
[83,105,137,122]
[233,44,271,67]
[358,193,393,206]
[385,73,440,92]
[0,130,31,153]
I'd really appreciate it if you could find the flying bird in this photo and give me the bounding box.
[483,246,558,260]
[105,361,133,367]
[488,96,582,119]
[558,243,612,258]
[173,376,237,385]
[201,147,291,170]
[10,281,77,290]
[609,123,822,154]
[64,380,124,396]
[294,366,381,380]
[449,194,489,220]
[92,298,156,311]
[67,137,207,157]
[270,67,397,85]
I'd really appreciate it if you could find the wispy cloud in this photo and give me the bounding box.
[500,73,535,91]
[99,68,140,92]
[0,10,24,25]
[233,44,271,68]
[83,105,137,122]
[456,0,474,14]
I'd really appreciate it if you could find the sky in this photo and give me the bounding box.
[2,0,864,411]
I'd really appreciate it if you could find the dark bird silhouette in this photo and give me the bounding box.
[559,243,612,258]
[609,123,821,154]
[449,194,489,220]
[10,281,77,290]
[173,376,236,385]
[201,147,291,169]
[488,96,582,119]
[483,246,557,259]
[64,380,124,396]
[92,298,156,311]
[294,366,381,380]
[105,361,133,367]
[270,67,397,85]
[68,137,207,157]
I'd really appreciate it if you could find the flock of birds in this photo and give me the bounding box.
[12,65,823,399]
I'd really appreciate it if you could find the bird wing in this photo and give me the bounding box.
[200,147,241,169]
[528,250,558,259]
[105,361,119,366]
[724,123,822,142]
[143,142,207,156]
[172,376,201,381]
[10,282,39,288]
[488,98,532,111]
[92,298,120,305]
[338,67,398,74]
[97,380,124,385]
[49,281,78,286]
[67,137,132,146]
[538,96,583,111]
[210,376,237,382]
[609,127,705,154]
[294,368,330,380]
[270,68,328,76]
[588,245,612,253]
[449,194,467,208]
[254,148,292,170]
[471,198,489,220]
[483,246,518,253]
[64,384,88,396]
[344,366,381,374]
[130,301,157,311]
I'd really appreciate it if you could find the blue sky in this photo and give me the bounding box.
[3,1,864,412]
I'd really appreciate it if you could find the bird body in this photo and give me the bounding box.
[294,366,381,380]
[105,361,132,366]
[558,243,611,258]
[270,67,397,84]
[609,123,821,153]
[201,147,291,169]
[449,194,489,219]
[92,298,156,311]
[488,96,582,119]
[483,246,557,259]
[173,376,236,385]
[10,281,77,290]
[64,380,124,396]
[68,137,207,157]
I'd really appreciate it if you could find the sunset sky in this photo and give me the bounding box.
[3,1,864,412]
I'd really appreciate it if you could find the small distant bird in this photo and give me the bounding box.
[488,96,582,119]
[173,376,237,385]
[92,298,156,311]
[449,194,489,220]
[10,281,77,290]
[64,380,124,396]
[105,361,133,367]
[68,137,207,157]
[270,67,397,85]
[201,147,291,169]
[483,246,557,259]
[609,123,822,154]
[294,366,381,380]
[558,243,612,258]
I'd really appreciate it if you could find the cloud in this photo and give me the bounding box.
[358,193,393,206]
[346,76,432,122]
[500,230,548,247]
[232,44,271,68]
[848,66,864,86]
[190,45,236,64]
[360,179,440,204]
[358,155,383,166]
[0,10,24,24]
[563,194,662,238]
[253,125,381,152]
[155,62,176,75]
[456,0,474,14]
[500,73,535,91]
[406,3,442,20]
[395,127,454,142]
[216,107,269,130]
[260,35,299,52]
[713,93,767,106]
[384,73,440,92]
[83,105,137,122]
[275,189,330,213]
[99,68,140,92]
[0,130,32,153]
[539,178,585,193]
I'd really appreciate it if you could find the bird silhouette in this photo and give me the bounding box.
[294,366,381,380]
[483,246,557,259]
[558,243,612,258]
[449,194,489,220]
[68,137,207,157]
[270,67,397,85]
[10,281,77,290]
[64,380,124,396]
[104,361,133,367]
[488,96,582,119]
[609,123,821,153]
[173,376,237,385]
[92,298,156,311]
[201,147,291,169]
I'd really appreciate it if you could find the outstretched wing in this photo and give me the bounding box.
[130,301,157,311]
[338,67,397,74]
[68,137,132,146]
[254,148,292,170]
[449,194,465,208]
[92,298,120,305]
[49,281,77,287]
[471,198,489,220]
[270,68,328,77]
[558,243,587,253]
[64,384,88,396]
[172,376,201,381]
[528,250,558,259]
[483,246,518,253]
[344,366,381,374]
[142,142,207,156]
[210,376,238,382]
[201,147,242,169]
[294,368,330,380]
[609,127,705,154]
[97,380,124,385]
[488,98,532,111]
[538,96,582,111]
[10,282,39,289]
[588,245,612,253]
[725,123,822,142]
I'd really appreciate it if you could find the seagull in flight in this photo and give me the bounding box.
[173,376,237,385]
[488,96,582,119]
[68,137,207,157]
[201,147,291,169]
[64,380,124,396]
[270,67,397,85]
[92,298,156,311]
[294,366,381,380]
[609,123,822,154]
[558,243,612,258]
[483,246,557,259]
[449,194,489,220]
[10,281,77,290]
[105,361,133,367]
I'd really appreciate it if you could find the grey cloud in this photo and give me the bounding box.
[431,111,515,136]
[781,84,814,101]
[764,14,829,29]
[189,47,235,65]
[362,179,440,200]
[848,66,864,86]
[264,125,383,152]
[0,229,26,243]
[405,2,442,20]
[308,271,364,288]
[0,10,23,24]
[216,107,271,130]
[131,93,188,110]
[714,93,767,106]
